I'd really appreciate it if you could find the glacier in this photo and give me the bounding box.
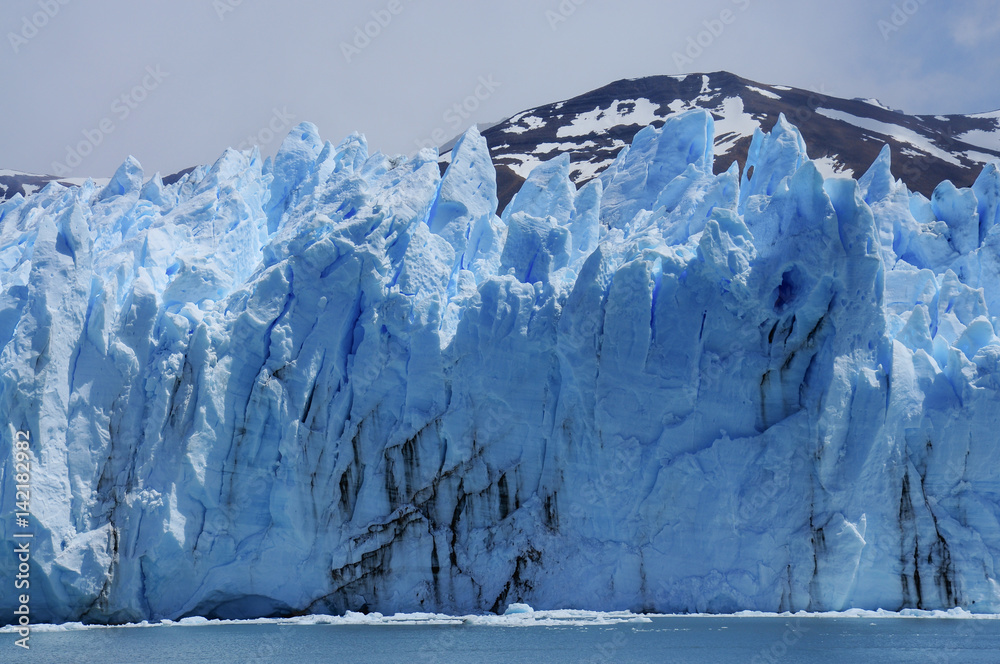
[3,109,1000,624]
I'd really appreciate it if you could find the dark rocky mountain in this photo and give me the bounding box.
[442,71,1000,212]
[0,170,96,202]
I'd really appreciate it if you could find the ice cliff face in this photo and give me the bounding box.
[3,110,1000,623]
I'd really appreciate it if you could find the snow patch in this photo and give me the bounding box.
[747,86,780,100]
[504,114,546,135]
[712,97,760,155]
[816,107,962,166]
[812,155,855,180]
[555,98,661,138]
[964,150,998,164]
[958,128,1000,152]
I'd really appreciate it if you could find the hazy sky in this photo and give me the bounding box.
[2,0,999,178]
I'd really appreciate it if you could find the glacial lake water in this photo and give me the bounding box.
[7,612,1000,663]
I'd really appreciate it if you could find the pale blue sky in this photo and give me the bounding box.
[2,0,998,178]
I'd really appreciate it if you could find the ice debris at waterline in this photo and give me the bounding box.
[2,109,1000,625]
[3,607,998,635]
[0,608,652,633]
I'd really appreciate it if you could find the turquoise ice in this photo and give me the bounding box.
[2,110,1000,623]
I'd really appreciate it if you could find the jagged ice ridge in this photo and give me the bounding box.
[2,109,1000,624]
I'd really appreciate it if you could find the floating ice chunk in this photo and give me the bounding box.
[503,603,535,615]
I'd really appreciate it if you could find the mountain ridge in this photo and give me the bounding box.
[441,71,1000,211]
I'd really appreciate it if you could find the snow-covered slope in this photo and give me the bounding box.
[3,110,1000,624]
[462,72,1000,212]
